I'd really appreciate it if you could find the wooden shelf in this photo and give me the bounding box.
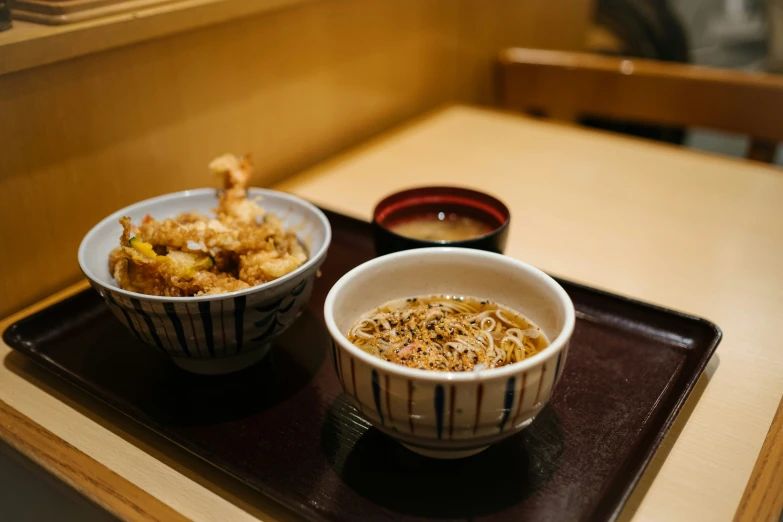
[0,0,313,76]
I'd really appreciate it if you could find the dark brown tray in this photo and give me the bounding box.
[3,210,721,522]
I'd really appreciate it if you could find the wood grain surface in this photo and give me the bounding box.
[0,0,316,75]
[734,396,783,522]
[9,0,185,25]
[0,399,189,522]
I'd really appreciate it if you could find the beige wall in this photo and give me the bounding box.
[0,0,591,317]
[456,0,593,102]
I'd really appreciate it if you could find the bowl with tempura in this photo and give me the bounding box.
[79,155,331,374]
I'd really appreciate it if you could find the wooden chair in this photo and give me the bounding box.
[497,48,783,163]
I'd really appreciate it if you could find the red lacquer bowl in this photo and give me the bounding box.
[372,186,510,256]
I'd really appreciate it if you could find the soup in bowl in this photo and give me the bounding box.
[372,186,510,255]
[324,247,575,458]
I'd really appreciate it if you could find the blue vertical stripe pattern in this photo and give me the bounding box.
[434,385,445,440]
[254,312,276,328]
[291,279,307,296]
[498,376,516,431]
[250,313,277,342]
[385,375,394,424]
[408,380,415,434]
[185,304,202,356]
[449,386,456,440]
[234,295,246,353]
[350,358,361,411]
[512,373,528,427]
[474,383,484,434]
[164,302,191,357]
[534,364,548,405]
[408,379,413,434]
[106,290,144,342]
[130,298,164,352]
[106,292,143,342]
[255,297,283,313]
[278,298,296,314]
[553,352,563,383]
[219,300,227,352]
[198,301,215,357]
[99,276,312,363]
[330,340,341,382]
[335,346,343,385]
[371,370,384,426]
[154,309,173,352]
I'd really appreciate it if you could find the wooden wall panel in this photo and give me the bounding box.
[455,0,593,103]
[0,0,590,317]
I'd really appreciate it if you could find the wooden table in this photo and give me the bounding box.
[1,105,782,521]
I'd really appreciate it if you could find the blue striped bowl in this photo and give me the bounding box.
[324,248,575,459]
[79,188,331,375]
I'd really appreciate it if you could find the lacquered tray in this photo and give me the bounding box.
[3,210,721,522]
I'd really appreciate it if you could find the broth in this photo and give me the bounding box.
[388,213,492,241]
[346,295,549,372]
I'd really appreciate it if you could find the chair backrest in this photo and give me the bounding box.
[497,48,783,163]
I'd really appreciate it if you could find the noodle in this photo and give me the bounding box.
[346,295,550,372]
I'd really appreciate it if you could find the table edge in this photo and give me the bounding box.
[0,280,192,521]
[0,398,188,522]
[733,394,783,522]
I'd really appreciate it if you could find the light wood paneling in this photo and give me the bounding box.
[456,0,593,103]
[0,0,315,75]
[0,0,590,317]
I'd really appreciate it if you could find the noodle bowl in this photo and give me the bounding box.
[324,247,575,458]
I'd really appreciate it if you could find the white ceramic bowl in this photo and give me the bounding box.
[324,247,575,458]
[79,188,331,375]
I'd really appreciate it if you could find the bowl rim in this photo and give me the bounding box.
[78,187,332,303]
[324,247,575,382]
[372,185,511,247]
